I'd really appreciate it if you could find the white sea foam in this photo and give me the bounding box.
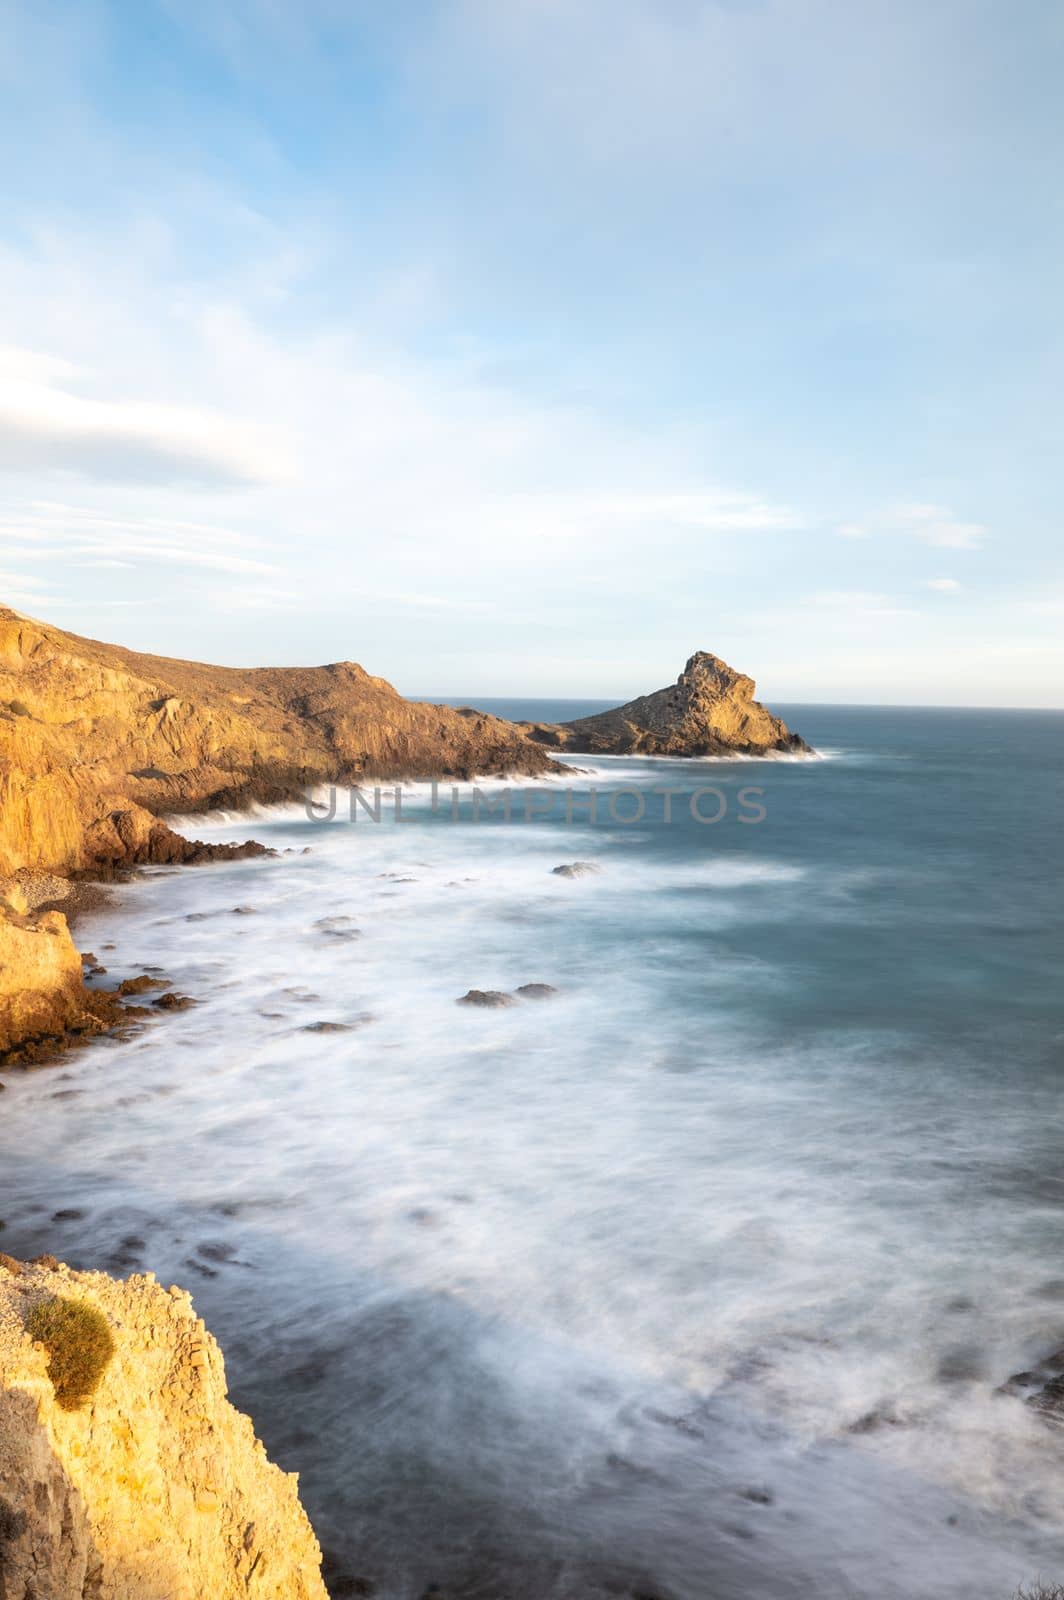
[1,772,1061,1595]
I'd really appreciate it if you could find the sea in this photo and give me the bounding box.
[2,703,1063,1599]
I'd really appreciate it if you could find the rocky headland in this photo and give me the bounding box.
[0,1253,327,1599]
[0,604,562,1063]
[523,650,808,757]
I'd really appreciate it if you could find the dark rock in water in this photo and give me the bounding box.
[51,1208,86,1222]
[737,1485,775,1505]
[1034,1279,1064,1300]
[456,989,516,1008]
[184,1256,219,1279]
[552,861,600,878]
[117,974,169,996]
[153,991,197,1010]
[937,1344,987,1383]
[849,1406,906,1434]
[516,983,558,1000]
[1030,1375,1064,1421]
[314,915,362,941]
[185,912,210,922]
[302,1015,373,1033]
[197,1240,238,1264]
[231,905,258,915]
[999,1343,1064,1421]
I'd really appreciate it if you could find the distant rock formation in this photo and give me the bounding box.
[0,1256,327,1599]
[524,651,809,757]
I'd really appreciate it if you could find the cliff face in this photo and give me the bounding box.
[0,1257,327,1600]
[0,893,106,1058]
[525,651,808,757]
[0,606,560,879]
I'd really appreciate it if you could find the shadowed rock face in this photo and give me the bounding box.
[524,651,810,757]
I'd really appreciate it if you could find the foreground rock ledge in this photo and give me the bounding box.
[0,1258,327,1599]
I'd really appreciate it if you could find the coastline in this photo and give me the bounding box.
[4,746,1063,1598]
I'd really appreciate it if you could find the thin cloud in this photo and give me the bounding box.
[893,503,985,549]
[0,346,291,488]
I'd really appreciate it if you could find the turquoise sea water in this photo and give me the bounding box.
[2,705,1063,1598]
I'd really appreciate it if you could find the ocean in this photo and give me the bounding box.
[2,704,1063,1598]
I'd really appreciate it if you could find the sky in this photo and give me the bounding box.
[0,0,1062,704]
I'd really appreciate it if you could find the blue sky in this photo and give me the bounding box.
[0,0,1061,703]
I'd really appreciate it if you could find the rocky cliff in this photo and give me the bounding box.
[0,1256,327,1600]
[524,650,808,757]
[0,604,563,1060]
[0,605,560,881]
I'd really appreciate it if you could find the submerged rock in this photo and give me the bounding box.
[516,983,558,999]
[117,974,169,996]
[998,1344,1064,1421]
[152,991,197,1011]
[552,861,601,878]
[456,989,517,1008]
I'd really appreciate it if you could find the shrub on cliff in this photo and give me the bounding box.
[6,699,30,716]
[26,1295,115,1410]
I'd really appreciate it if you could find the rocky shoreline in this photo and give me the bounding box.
[0,608,809,1064]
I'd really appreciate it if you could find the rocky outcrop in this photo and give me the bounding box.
[524,651,808,757]
[0,605,561,880]
[0,888,132,1063]
[0,1256,327,1599]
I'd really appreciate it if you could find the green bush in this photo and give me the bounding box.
[6,700,30,717]
[26,1296,115,1411]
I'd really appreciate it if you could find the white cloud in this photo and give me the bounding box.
[0,345,291,487]
[0,221,803,637]
[892,502,985,549]
[925,577,960,591]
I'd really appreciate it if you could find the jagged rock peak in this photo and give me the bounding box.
[525,649,810,758]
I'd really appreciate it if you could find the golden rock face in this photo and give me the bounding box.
[525,650,809,757]
[0,1259,329,1600]
[0,605,562,880]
